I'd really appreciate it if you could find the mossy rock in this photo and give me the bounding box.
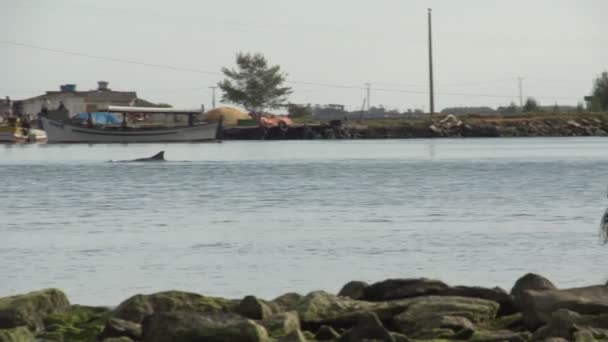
[0,289,70,331]
[101,338,134,342]
[112,290,234,324]
[259,311,300,338]
[142,311,269,342]
[0,326,35,342]
[38,305,111,341]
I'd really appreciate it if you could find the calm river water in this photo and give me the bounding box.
[1,138,607,305]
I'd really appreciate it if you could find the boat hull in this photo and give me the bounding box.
[40,117,218,143]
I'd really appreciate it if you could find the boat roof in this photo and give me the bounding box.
[103,106,201,114]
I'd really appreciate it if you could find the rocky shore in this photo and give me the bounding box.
[1,274,607,341]
[226,113,608,140]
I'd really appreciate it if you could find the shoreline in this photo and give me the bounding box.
[1,274,607,341]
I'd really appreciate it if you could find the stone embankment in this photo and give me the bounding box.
[1,274,607,341]
[224,114,608,140]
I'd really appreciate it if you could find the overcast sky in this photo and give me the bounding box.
[2,0,607,112]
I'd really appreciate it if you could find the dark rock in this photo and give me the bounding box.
[258,311,300,337]
[338,281,369,300]
[141,311,269,342]
[362,278,449,301]
[277,329,307,342]
[339,312,394,342]
[112,290,233,324]
[100,317,142,341]
[515,285,608,329]
[315,325,341,340]
[511,273,557,299]
[234,295,276,320]
[0,289,70,331]
[0,326,35,342]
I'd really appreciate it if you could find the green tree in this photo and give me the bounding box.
[589,71,608,111]
[286,103,312,118]
[218,52,292,112]
[523,97,540,112]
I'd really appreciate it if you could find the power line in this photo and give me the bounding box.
[0,40,584,102]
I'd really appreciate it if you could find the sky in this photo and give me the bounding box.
[1,0,607,112]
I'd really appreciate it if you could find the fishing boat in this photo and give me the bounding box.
[40,106,219,143]
[0,118,48,143]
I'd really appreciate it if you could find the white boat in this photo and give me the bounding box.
[40,106,219,143]
[0,119,48,143]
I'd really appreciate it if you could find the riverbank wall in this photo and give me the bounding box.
[1,273,606,341]
[222,113,608,140]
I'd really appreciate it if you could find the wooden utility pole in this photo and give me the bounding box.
[210,86,217,109]
[427,8,435,116]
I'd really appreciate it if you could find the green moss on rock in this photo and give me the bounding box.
[112,290,234,324]
[0,289,70,331]
[39,305,111,342]
[0,326,35,342]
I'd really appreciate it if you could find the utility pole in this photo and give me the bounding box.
[210,86,217,109]
[427,8,435,117]
[364,83,371,114]
[517,77,524,107]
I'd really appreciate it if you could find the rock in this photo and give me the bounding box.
[41,305,110,341]
[511,273,557,299]
[141,311,269,342]
[234,296,276,320]
[294,291,377,328]
[259,311,300,337]
[436,286,516,316]
[102,338,134,342]
[515,285,608,329]
[272,293,302,311]
[469,330,530,342]
[389,332,412,342]
[392,296,499,338]
[362,278,448,301]
[532,309,583,340]
[99,317,142,341]
[0,327,35,342]
[112,290,233,324]
[339,312,394,342]
[277,329,307,342]
[532,309,608,340]
[338,281,368,300]
[0,289,70,331]
[544,338,569,342]
[315,325,341,340]
[573,327,608,341]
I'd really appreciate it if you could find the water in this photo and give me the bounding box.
[1,138,607,305]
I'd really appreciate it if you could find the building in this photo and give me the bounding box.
[0,96,11,118]
[20,81,156,120]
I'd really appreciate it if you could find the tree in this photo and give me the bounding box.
[156,103,173,108]
[286,103,312,118]
[523,97,540,112]
[218,52,292,112]
[589,71,608,111]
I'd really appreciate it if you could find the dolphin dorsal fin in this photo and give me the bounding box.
[151,151,165,160]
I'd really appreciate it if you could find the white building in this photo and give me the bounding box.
[20,81,156,120]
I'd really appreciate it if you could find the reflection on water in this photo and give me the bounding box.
[1,138,607,305]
